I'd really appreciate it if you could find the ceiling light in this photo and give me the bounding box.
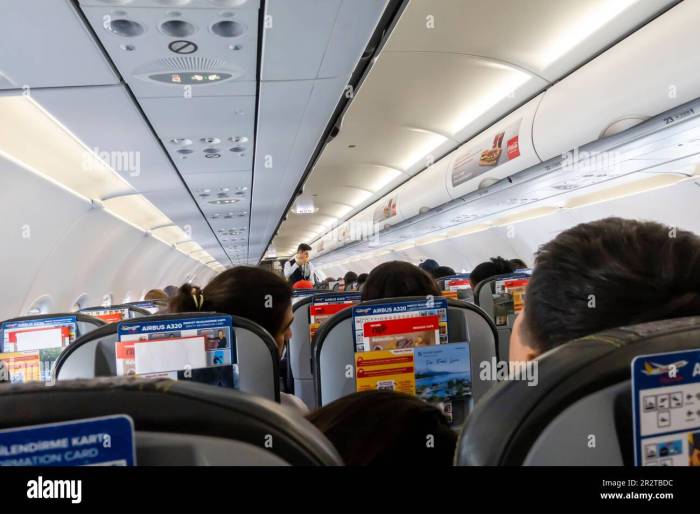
[535,0,638,69]
[448,69,531,135]
[564,174,686,209]
[209,198,240,205]
[492,207,560,227]
[446,224,491,239]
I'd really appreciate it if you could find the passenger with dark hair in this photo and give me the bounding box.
[510,217,700,362]
[356,273,368,289]
[469,257,514,289]
[432,265,456,279]
[509,258,528,270]
[418,258,439,275]
[343,271,359,291]
[306,390,456,466]
[163,285,179,298]
[283,243,317,285]
[169,266,308,412]
[361,261,441,301]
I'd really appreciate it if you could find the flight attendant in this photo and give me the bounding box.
[283,243,317,285]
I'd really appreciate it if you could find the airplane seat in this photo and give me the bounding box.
[1,312,107,339]
[289,295,317,409]
[53,313,281,402]
[474,274,530,363]
[125,305,151,318]
[456,315,700,466]
[312,296,498,406]
[0,377,343,466]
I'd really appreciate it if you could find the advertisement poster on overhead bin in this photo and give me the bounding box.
[0,316,78,383]
[352,298,448,353]
[373,196,398,225]
[450,117,523,188]
[0,415,136,466]
[309,293,361,340]
[116,315,238,389]
[631,349,700,466]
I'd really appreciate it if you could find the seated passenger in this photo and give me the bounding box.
[169,267,308,413]
[510,217,700,362]
[469,256,514,289]
[509,258,528,270]
[163,285,179,298]
[432,265,456,279]
[343,271,359,291]
[356,273,368,289]
[361,261,441,301]
[418,258,440,275]
[292,279,314,289]
[306,390,456,466]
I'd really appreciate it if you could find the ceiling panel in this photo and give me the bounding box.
[261,0,342,81]
[0,0,118,89]
[31,85,182,194]
[383,0,676,81]
[139,95,255,172]
[79,1,259,98]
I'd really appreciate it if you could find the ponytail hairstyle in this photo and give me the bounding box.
[169,267,292,340]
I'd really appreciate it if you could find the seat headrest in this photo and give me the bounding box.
[457,315,700,465]
[0,376,342,466]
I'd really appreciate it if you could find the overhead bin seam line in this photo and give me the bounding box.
[261,0,410,260]
[72,0,233,267]
[381,49,549,83]
[248,0,267,265]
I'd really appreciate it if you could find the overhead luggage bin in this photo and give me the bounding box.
[0,376,342,466]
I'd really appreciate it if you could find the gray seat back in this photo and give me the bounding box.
[80,303,152,320]
[312,297,498,407]
[457,316,700,465]
[0,377,342,466]
[1,312,106,342]
[289,296,316,408]
[54,313,280,402]
[474,273,531,362]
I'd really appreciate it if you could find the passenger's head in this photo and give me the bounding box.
[432,266,456,279]
[343,271,358,286]
[297,243,312,262]
[418,258,439,274]
[361,261,441,301]
[357,273,369,287]
[169,266,293,355]
[163,285,179,298]
[306,390,456,466]
[509,258,528,270]
[469,257,514,289]
[510,218,700,363]
[292,279,314,289]
[144,289,168,302]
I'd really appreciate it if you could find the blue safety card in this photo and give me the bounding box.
[632,349,700,466]
[0,415,136,466]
